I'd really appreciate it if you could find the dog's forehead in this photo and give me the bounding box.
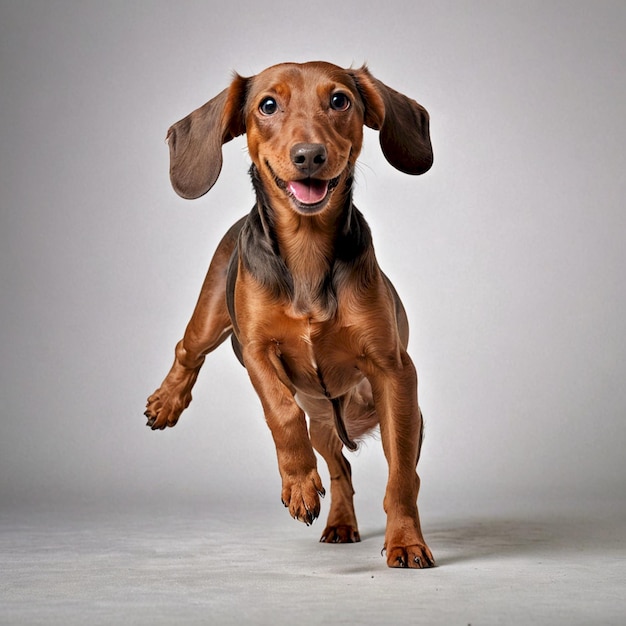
[247,62,357,104]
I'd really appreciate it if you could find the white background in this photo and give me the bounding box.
[2,3,626,624]
[2,0,625,529]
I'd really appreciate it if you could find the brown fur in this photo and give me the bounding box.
[145,61,435,568]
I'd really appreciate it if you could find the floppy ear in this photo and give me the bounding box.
[166,74,249,199]
[350,66,433,175]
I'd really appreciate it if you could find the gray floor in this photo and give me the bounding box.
[1,496,625,625]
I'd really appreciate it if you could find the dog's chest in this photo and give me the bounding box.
[276,318,363,399]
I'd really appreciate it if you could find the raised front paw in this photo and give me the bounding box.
[144,387,186,430]
[144,358,201,430]
[281,470,326,526]
[144,377,195,430]
[384,542,435,569]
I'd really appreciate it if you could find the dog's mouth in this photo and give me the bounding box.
[268,163,340,214]
[287,179,330,205]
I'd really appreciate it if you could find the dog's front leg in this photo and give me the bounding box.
[145,218,244,429]
[368,350,435,569]
[243,342,325,525]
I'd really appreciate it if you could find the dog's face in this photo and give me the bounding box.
[244,62,367,216]
[166,61,432,203]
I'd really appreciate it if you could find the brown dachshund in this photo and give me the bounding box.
[145,61,435,568]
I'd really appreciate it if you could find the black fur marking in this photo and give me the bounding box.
[241,164,377,309]
[238,167,295,301]
[331,201,377,294]
[225,245,245,366]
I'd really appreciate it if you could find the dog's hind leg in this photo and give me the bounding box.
[145,217,245,429]
[300,394,361,543]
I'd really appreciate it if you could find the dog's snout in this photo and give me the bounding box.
[290,143,327,176]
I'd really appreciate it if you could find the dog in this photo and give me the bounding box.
[145,61,435,568]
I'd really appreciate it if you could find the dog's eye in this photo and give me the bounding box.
[259,97,278,115]
[330,92,351,111]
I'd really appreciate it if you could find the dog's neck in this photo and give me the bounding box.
[246,164,372,320]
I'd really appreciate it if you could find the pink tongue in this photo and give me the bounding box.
[287,179,329,204]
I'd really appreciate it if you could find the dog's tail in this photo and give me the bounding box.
[331,397,358,451]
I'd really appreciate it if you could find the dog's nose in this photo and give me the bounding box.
[290,143,327,177]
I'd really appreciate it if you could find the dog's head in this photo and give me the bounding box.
[166,61,433,215]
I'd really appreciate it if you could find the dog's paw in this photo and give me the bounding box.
[281,471,326,526]
[144,386,190,430]
[384,543,435,569]
[320,524,361,543]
